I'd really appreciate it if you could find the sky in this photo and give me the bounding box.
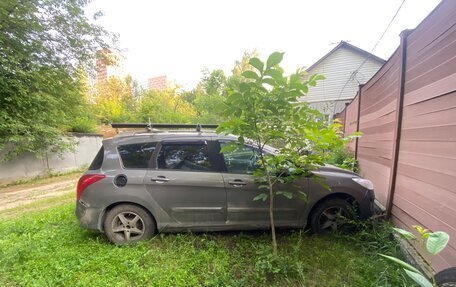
[86,0,442,89]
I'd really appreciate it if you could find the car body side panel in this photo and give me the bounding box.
[77,169,173,231]
[273,178,309,225]
[143,170,227,228]
[222,173,309,227]
[222,173,269,225]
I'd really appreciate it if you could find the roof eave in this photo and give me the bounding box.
[305,41,386,72]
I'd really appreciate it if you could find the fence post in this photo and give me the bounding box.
[385,29,413,218]
[343,103,349,134]
[354,85,364,160]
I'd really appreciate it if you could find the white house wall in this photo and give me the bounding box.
[302,47,384,105]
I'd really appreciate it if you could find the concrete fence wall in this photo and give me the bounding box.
[0,133,103,185]
[336,0,456,272]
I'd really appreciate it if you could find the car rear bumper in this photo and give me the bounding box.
[75,200,103,231]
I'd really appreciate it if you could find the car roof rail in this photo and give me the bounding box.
[111,123,219,133]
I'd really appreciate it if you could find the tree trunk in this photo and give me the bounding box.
[258,144,277,254]
[266,173,277,254]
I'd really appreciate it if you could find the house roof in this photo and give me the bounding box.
[306,41,386,72]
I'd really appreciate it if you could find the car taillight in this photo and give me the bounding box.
[77,174,106,201]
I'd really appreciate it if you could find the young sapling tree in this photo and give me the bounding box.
[217,52,353,253]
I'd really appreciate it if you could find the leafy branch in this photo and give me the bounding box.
[217,52,349,253]
[380,225,450,287]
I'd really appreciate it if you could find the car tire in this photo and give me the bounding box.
[435,267,456,287]
[104,204,155,244]
[310,198,355,234]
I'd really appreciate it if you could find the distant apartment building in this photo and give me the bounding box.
[96,49,127,83]
[148,75,168,91]
[88,49,129,103]
[299,41,386,119]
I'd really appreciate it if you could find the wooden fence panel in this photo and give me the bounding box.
[393,0,456,271]
[338,0,456,272]
[344,95,359,152]
[356,49,401,206]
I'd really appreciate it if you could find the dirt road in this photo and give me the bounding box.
[0,174,79,213]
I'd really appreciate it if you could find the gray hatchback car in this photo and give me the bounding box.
[76,124,375,244]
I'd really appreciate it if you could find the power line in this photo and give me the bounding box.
[370,0,407,54]
[331,0,407,116]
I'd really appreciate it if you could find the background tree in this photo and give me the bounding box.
[66,67,98,133]
[199,68,227,96]
[96,75,136,123]
[227,49,260,89]
[0,0,115,159]
[137,88,196,123]
[191,69,228,123]
[217,52,352,253]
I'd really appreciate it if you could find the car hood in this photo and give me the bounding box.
[316,164,359,177]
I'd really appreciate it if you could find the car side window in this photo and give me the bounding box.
[220,143,261,174]
[117,142,156,169]
[89,146,104,170]
[157,143,212,171]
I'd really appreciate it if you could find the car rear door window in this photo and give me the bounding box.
[157,143,212,171]
[118,142,156,168]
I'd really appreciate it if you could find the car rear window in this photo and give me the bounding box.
[118,142,156,169]
[89,146,104,170]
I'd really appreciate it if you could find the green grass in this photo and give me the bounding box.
[0,202,414,287]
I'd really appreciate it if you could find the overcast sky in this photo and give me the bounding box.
[86,0,441,89]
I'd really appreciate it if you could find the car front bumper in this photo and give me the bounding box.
[358,189,375,219]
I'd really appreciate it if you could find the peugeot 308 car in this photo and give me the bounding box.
[76,124,375,244]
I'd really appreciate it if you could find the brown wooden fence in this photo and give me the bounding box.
[337,0,456,272]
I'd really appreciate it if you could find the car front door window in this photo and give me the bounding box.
[221,143,261,174]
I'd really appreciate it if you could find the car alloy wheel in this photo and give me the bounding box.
[317,206,349,232]
[104,204,155,244]
[111,211,145,241]
[310,198,355,234]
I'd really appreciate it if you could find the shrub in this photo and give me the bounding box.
[68,115,97,133]
[327,147,359,173]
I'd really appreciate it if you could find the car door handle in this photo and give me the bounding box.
[228,180,246,187]
[151,176,170,183]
